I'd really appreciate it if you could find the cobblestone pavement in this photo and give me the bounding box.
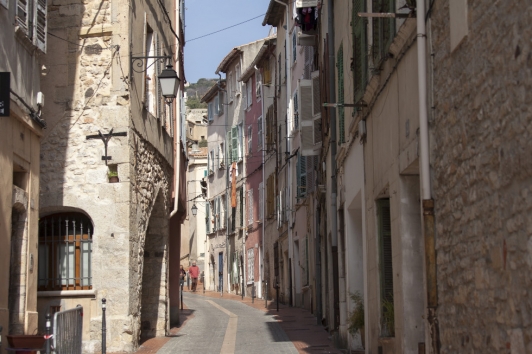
[158,291,298,353]
[125,289,342,354]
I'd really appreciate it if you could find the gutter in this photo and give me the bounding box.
[417,0,440,352]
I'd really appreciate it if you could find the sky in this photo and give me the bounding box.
[184,0,273,84]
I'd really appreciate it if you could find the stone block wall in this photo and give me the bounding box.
[430,1,532,352]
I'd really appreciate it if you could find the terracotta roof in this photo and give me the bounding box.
[262,0,288,27]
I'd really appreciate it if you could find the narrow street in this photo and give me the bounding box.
[133,290,343,354]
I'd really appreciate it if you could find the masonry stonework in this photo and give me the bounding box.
[430,1,532,352]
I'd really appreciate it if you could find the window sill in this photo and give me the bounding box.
[38,290,96,297]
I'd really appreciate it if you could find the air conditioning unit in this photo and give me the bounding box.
[296,0,318,7]
[297,33,316,47]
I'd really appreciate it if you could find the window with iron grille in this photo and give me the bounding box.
[297,152,307,199]
[247,125,253,155]
[247,189,254,225]
[38,213,93,291]
[247,248,255,283]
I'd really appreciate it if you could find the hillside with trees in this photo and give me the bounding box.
[185,78,217,109]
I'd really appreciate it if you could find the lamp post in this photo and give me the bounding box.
[130,55,180,104]
[102,298,106,354]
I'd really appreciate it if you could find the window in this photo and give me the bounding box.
[256,71,262,100]
[247,189,254,225]
[284,40,288,80]
[206,202,211,233]
[238,123,243,161]
[219,142,225,168]
[352,0,368,103]
[278,53,282,92]
[377,198,394,336]
[337,44,345,144]
[266,174,275,218]
[15,0,47,52]
[227,72,233,100]
[208,102,214,122]
[38,213,93,290]
[259,181,264,221]
[372,0,395,66]
[293,91,299,129]
[235,63,241,93]
[450,0,468,51]
[246,79,253,108]
[292,30,297,63]
[208,150,214,174]
[243,81,248,109]
[247,248,255,283]
[257,116,263,149]
[296,152,307,199]
[263,57,272,85]
[231,126,238,163]
[247,125,253,155]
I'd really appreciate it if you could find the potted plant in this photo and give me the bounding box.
[348,291,365,348]
[108,170,119,183]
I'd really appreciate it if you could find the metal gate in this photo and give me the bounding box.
[53,306,83,353]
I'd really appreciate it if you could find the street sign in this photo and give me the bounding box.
[0,72,10,117]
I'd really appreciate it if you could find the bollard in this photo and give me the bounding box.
[180,283,184,310]
[265,281,268,308]
[276,282,279,312]
[252,281,255,304]
[102,298,107,354]
[45,313,51,354]
[0,324,3,353]
[203,272,205,294]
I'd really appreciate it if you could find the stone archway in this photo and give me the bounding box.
[140,191,169,340]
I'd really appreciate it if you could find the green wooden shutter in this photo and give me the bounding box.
[231,126,238,163]
[377,199,393,303]
[353,0,368,103]
[206,202,211,233]
[372,0,395,66]
[336,44,345,144]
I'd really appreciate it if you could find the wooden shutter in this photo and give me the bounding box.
[206,202,211,233]
[259,182,264,221]
[34,0,47,52]
[377,199,393,303]
[353,0,368,103]
[337,44,345,144]
[372,0,395,66]
[16,0,29,35]
[226,131,232,165]
[311,71,323,147]
[258,116,263,149]
[238,124,243,161]
[231,126,238,163]
[243,81,248,109]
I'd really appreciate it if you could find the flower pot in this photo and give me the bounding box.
[109,176,119,183]
[7,334,46,353]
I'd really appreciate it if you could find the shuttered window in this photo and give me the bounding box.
[16,0,47,52]
[377,198,394,334]
[297,152,307,199]
[337,44,345,144]
[259,181,264,221]
[206,202,211,233]
[353,0,368,103]
[231,126,238,163]
[372,0,395,66]
[257,116,263,149]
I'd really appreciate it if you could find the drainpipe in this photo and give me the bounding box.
[217,74,230,296]
[417,0,440,352]
[327,0,340,331]
[169,72,181,219]
[273,0,295,306]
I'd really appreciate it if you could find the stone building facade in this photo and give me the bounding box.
[37,0,185,352]
[430,1,532,352]
[0,0,48,348]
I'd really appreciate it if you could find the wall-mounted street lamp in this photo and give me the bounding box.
[191,204,198,216]
[130,54,180,103]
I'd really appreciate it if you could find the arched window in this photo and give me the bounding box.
[38,213,93,291]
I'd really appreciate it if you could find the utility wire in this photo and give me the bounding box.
[187,14,266,42]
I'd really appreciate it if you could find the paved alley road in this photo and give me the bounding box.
[158,292,299,354]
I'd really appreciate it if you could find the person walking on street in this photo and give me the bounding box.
[179,265,186,288]
[189,261,200,292]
